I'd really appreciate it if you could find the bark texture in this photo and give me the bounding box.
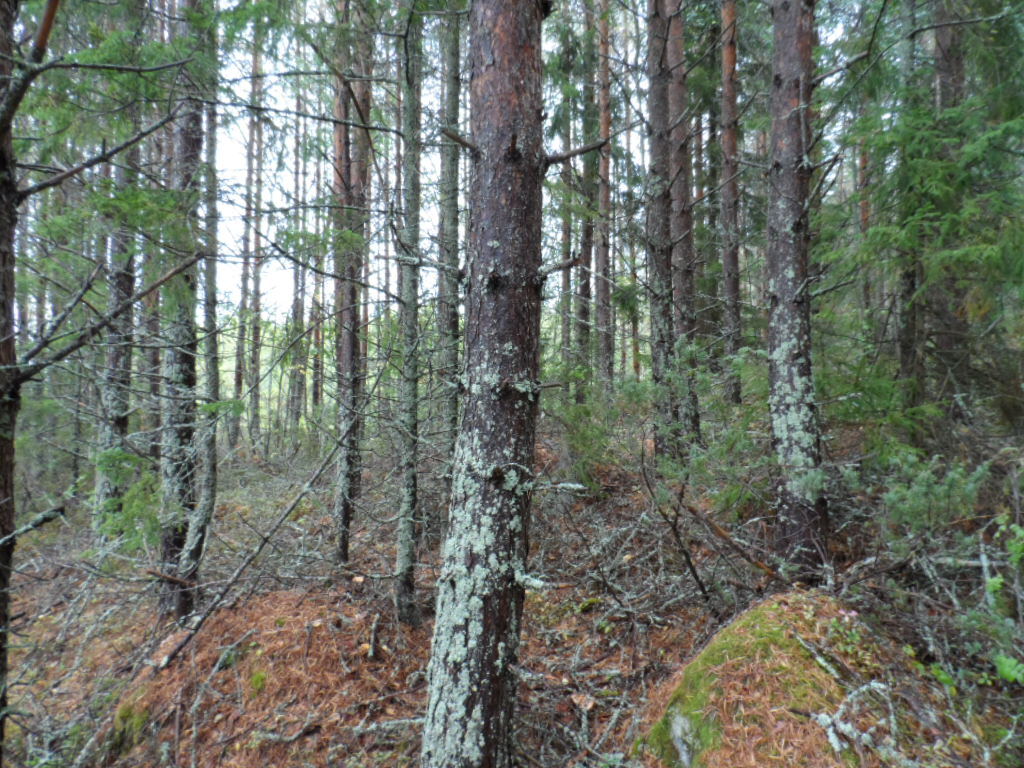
[719,0,742,403]
[395,1,423,626]
[420,1,546,764]
[180,24,219,605]
[331,0,370,565]
[160,0,204,617]
[595,0,613,388]
[437,1,462,505]
[646,0,679,459]
[766,0,826,572]
[667,1,701,445]
[0,0,19,754]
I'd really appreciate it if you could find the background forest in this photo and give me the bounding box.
[2,0,1024,765]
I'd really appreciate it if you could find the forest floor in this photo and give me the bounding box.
[9,428,1024,767]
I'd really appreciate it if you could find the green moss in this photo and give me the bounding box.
[250,669,268,694]
[635,596,843,767]
[109,702,149,755]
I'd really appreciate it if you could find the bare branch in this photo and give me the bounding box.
[0,505,64,548]
[16,253,201,384]
[545,138,608,167]
[18,263,103,362]
[18,111,178,200]
[40,57,190,75]
[440,127,480,157]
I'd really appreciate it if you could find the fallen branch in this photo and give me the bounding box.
[0,505,64,547]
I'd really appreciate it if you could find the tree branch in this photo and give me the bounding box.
[18,111,178,201]
[813,50,869,86]
[0,0,62,130]
[17,263,103,362]
[0,505,64,548]
[440,126,480,157]
[39,57,190,75]
[545,138,608,167]
[16,253,201,383]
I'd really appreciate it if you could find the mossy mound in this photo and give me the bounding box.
[636,590,1005,768]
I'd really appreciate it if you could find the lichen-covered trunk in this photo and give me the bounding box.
[437,2,462,505]
[766,0,826,573]
[181,42,219,600]
[595,0,614,389]
[667,2,701,446]
[646,0,679,459]
[420,0,546,764]
[719,0,741,404]
[0,2,19,756]
[395,2,422,626]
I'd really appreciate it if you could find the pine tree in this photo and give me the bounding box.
[766,0,826,572]
[421,0,548,763]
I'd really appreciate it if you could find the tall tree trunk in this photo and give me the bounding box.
[719,0,741,403]
[247,82,264,451]
[931,0,968,410]
[574,1,598,404]
[94,152,137,519]
[311,149,324,415]
[0,0,21,754]
[595,0,614,389]
[646,0,679,459]
[420,0,547,764]
[559,117,572,365]
[331,0,370,565]
[287,92,308,431]
[667,1,701,445]
[437,1,462,505]
[229,251,248,449]
[896,0,923,410]
[766,0,826,573]
[160,0,204,618]
[180,19,219,607]
[395,2,423,626]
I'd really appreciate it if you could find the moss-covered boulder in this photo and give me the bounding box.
[635,590,1005,768]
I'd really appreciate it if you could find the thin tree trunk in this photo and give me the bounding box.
[720,0,741,403]
[560,117,572,366]
[766,0,826,573]
[331,0,371,565]
[574,0,598,404]
[931,0,968,409]
[437,1,462,505]
[94,151,137,518]
[180,23,219,607]
[0,2,21,754]
[667,1,701,445]
[595,0,613,389]
[248,79,264,450]
[287,91,308,431]
[311,151,324,413]
[896,0,923,410]
[159,0,204,619]
[421,1,547,763]
[647,0,679,459]
[395,3,423,626]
